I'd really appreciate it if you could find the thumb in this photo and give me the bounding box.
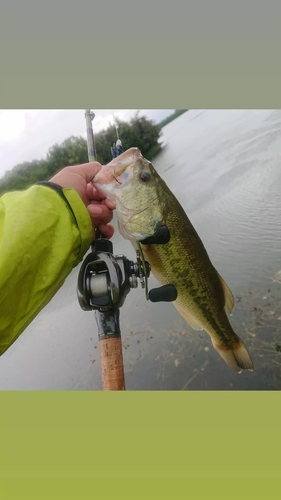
[72,161,103,183]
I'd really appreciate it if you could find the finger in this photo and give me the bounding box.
[87,204,114,224]
[70,162,103,183]
[104,200,116,210]
[88,199,116,210]
[100,199,116,209]
[90,188,108,202]
[96,224,115,239]
[86,183,94,200]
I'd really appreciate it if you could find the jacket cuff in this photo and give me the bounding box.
[36,181,93,262]
[62,188,93,261]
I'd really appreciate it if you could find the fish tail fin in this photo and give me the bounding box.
[211,337,254,373]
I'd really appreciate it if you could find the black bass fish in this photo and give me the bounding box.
[93,148,254,373]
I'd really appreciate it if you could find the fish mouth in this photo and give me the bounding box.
[93,161,133,198]
[93,147,143,186]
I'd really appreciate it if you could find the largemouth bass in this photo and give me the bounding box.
[93,148,254,373]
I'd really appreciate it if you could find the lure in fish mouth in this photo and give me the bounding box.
[93,148,254,373]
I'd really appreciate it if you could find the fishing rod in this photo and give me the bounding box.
[77,110,177,390]
[78,109,126,390]
[115,122,119,141]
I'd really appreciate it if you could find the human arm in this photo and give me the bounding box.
[0,162,115,355]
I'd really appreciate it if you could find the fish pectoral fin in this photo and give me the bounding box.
[218,273,235,315]
[174,303,204,331]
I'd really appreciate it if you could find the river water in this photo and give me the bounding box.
[1,109,281,390]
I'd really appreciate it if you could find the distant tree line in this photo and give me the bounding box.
[0,110,184,196]
[157,109,188,129]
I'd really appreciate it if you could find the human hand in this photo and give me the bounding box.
[50,162,116,239]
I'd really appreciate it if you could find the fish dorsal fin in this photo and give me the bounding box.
[174,303,204,331]
[217,273,235,315]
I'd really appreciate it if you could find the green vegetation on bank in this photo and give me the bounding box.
[0,110,185,196]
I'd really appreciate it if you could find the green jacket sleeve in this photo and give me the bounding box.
[0,183,93,355]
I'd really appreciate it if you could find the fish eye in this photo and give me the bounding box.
[139,171,151,182]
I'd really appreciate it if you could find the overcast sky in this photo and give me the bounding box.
[0,109,172,179]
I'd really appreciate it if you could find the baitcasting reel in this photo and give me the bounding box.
[77,225,177,313]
